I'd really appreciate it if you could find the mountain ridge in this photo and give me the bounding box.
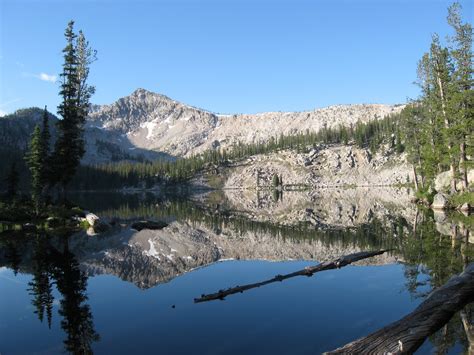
[1,89,405,164]
[87,88,405,158]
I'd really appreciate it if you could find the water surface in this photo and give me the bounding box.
[1,189,472,354]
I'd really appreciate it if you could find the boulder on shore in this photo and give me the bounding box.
[431,193,449,210]
[85,212,100,227]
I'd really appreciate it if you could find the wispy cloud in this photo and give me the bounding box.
[37,72,57,83]
[22,71,57,83]
[0,109,6,117]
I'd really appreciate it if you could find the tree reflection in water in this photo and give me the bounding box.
[25,233,100,354]
[402,210,473,354]
[28,235,54,328]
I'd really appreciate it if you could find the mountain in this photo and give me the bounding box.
[0,107,58,151]
[0,106,170,166]
[88,88,405,158]
[1,89,404,166]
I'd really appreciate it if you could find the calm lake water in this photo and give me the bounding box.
[1,189,473,354]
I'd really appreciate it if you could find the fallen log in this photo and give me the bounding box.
[326,263,474,354]
[194,249,390,303]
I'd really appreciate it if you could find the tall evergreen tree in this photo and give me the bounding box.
[25,126,44,213]
[40,106,51,189]
[76,30,96,121]
[447,2,473,191]
[52,21,95,198]
[430,34,458,191]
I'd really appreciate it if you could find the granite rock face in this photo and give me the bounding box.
[87,88,404,159]
[220,144,411,189]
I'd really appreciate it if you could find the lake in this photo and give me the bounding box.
[1,188,473,354]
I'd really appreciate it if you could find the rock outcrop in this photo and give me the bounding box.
[435,169,474,192]
[221,144,411,189]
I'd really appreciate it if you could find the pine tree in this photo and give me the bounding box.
[447,2,473,191]
[430,34,458,191]
[40,106,51,188]
[52,21,95,198]
[76,30,96,123]
[25,126,44,213]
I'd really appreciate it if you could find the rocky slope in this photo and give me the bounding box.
[210,143,411,189]
[87,88,404,158]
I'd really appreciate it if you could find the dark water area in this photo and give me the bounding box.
[1,190,473,354]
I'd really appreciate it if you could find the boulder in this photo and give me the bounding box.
[435,169,474,191]
[431,193,449,210]
[433,210,447,223]
[434,171,452,192]
[131,220,168,231]
[86,227,97,237]
[85,212,100,227]
[435,222,453,236]
[459,203,471,212]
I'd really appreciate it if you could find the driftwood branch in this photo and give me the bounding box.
[194,250,390,303]
[326,263,474,354]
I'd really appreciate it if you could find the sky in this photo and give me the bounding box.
[0,0,472,116]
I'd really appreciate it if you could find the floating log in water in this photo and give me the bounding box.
[194,249,391,303]
[326,263,474,354]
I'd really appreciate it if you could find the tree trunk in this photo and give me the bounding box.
[326,263,474,354]
[413,165,419,191]
[451,162,458,193]
[460,140,468,191]
[413,209,419,237]
[436,67,457,192]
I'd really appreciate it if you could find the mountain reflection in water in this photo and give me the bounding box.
[0,189,472,354]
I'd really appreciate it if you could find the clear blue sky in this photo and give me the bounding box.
[0,0,472,116]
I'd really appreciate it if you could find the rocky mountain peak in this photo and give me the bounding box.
[86,89,405,158]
